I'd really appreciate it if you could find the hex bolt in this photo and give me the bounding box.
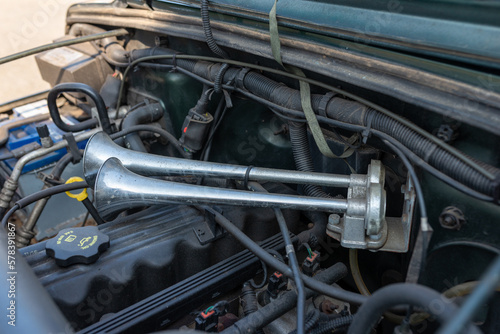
[328,214,341,227]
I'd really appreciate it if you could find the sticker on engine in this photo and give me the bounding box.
[13,99,49,118]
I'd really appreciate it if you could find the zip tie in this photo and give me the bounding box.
[236,67,251,90]
[169,53,177,73]
[63,133,83,163]
[362,109,376,144]
[318,92,336,117]
[244,165,254,190]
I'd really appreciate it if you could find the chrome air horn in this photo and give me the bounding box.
[85,130,392,249]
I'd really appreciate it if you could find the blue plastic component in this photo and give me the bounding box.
[0,116,88,174]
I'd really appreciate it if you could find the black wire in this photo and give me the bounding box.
[247,181,305,334]
[274,207,306,334]
[118,100,147,131]
[2,182,88,228]
[1,204,20,228]
[269,107,307,123]
[80,210,90,227]
[267,249,286,264]
[16,182,88,209]
[201,97,227,161]
[249,260,268,289]
[382,140,427,219]
[382,139,429,321]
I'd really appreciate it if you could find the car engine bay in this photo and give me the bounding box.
[1,1,500,333]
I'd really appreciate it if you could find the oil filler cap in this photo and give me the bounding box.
[46,226,110,267]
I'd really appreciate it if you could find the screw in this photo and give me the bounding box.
[439,206,465,231]
[328,214,341,226]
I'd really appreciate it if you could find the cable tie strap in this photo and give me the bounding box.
[63,133,83,163]
[318,92,335,117]
[236,68,251,90]
[244,165,254,190]
[169,53,177,73]
[362,109,376,144]
[285,244,295,255]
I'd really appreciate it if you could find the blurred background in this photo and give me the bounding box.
[0,0,113,104]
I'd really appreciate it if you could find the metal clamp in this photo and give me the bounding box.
[327,162,416,252]
[327,160,389,250]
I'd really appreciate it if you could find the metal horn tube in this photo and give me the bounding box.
[84,132,357,188]
[95,158,349,220]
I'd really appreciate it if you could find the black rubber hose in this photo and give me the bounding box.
[308,315,354,334]
[289,123,332,198]
[347,283,481,334]
[222,262,348,334]
[201,0,229,59]
[69,23,128,64]
[120,102,164,152]
[51,152,77,178]
[47,82,113,134]
[240,284,265,334]
[241,284,259,316]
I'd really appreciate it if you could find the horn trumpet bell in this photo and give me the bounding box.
[94,158,350,220]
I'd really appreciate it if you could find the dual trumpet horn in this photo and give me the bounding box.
[84,132,387,248]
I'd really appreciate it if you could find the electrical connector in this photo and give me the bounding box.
[267,271,288,298]
[302,251,321,277]
[195,308,218,332]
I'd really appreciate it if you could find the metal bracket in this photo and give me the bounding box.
[193,207,226,245]
[327,169,416,252]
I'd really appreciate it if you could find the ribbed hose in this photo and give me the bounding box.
[309,315,354,334]
[289,123,332,198]
[201,0,229,59]
[240,284,265,334]
[368,111,499,197]
[121,103,164,152]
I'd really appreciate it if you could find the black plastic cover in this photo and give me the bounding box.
[45,226,110,267]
